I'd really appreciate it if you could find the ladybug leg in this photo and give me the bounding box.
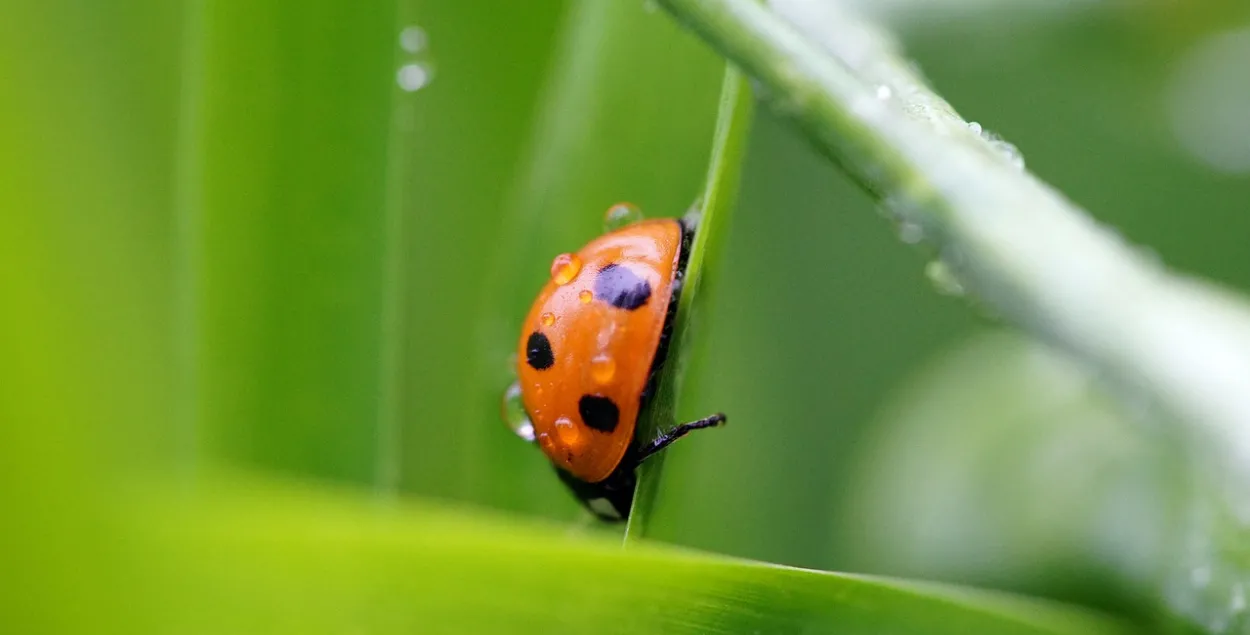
[635,413,726,465]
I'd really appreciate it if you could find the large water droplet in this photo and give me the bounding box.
[898,221,924,244]
[399,25,427,53]
[603,202,644,233]
[397,63,433,92]
[550,253,583,286]
[501,381,535,442]
[925,260,965,297]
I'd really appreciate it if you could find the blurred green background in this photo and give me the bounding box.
[3,0,1250,629]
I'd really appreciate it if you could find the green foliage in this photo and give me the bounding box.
[627,67,754,540]
[5,0,1250,633]
[137,478,1132,635]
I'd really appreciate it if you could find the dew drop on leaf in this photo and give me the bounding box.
[397,63,433,92]
[925,260,965,297]
[399,25,427,53]
[898,221,924,245]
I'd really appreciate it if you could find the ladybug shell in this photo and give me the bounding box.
[516,218,683,483]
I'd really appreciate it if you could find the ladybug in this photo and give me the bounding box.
[505,205,726,521]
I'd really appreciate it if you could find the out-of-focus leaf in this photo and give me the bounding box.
[128,477,1136,635]
[835,331,1183,615]
[186,0,398,481]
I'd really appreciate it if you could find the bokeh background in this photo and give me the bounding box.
[4,0,1250,626]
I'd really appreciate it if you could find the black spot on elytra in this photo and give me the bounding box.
[578,394,620,433]
[594,263,652,311]
[525,331,554,370]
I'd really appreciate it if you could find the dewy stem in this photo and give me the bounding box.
[655,0,1250,628]
[654,0,1250,481]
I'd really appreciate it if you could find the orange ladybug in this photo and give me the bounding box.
[503,204,726,521]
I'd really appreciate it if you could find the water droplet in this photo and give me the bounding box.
[550,253,582,285]
[399,25,427,53]
[537,431,556,455]
[397,63,433,92]
[1165,27,1250,174]
[968,122,1026,170]
[1192,565,1212,588]
[603,202,644,232]
[898,221,924,244]
[540,312,556,327]
[926,260,965,296]
[988,138,1025,170]
[554,415,584,449]
[578,289,593,304]
[590,355,616,385]
[501,381,535,442]
[875,85,893,100]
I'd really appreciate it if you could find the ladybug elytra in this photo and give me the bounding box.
[504,204,726,521]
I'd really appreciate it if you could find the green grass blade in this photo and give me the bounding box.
[625,66,754,540]
[190,0,398,482]
[654,3,1250,631]
[172,0,207,476]
[134,478,1136,635]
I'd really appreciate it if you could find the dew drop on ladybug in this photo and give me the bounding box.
[500,380,535,442]
[603,202,644,232]
[553,415,584,450]
[549,253,581,285]
[590,354,616,385]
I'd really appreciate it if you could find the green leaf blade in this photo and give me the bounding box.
[138,479,1137,635]
[625,66,755,541]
